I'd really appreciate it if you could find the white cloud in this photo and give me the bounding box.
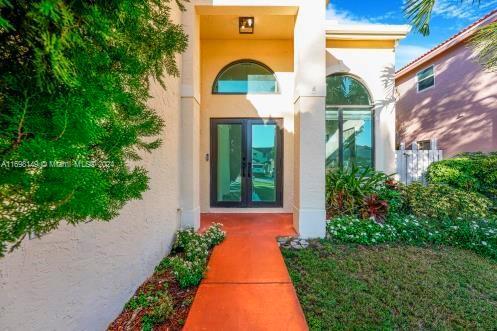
[431,0,497,20]
[369,11,400,23]
[480,0,497,10]
[396,44,431,69]
[326,4,371,24]
[325,5,404,25]
[432,0,477,19]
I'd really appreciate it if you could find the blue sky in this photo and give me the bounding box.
[326,0,497,69]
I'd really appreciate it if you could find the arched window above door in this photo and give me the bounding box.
[326,74,374,170]
[212,60,278,94]
[326,74,371,106]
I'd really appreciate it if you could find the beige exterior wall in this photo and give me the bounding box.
[326,40,398,174]
[199,39,295,213]
[180,2,201,229]
[292,0,327,237]
[0,11,184,331]
[0,1,408,329]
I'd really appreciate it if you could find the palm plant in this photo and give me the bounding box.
[404,0,497,71]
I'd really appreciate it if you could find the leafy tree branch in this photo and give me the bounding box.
[0,0,188,256]
[404,0,497,71]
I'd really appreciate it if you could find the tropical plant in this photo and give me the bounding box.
[0,0,188,256]
[325,166,392,218]
[377,185,404,214]
[360,194,389,223]
[404,0,497,71]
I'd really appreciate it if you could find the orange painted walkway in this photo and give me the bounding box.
[183,213,308,331]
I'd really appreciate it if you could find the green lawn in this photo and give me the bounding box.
[282,241,497,330]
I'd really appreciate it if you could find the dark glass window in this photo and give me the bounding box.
[326,74,374,170]
[416,66,435,92]
[326,74,371,105]
[213,60,278,94]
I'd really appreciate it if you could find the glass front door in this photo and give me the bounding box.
[210,118,283,208]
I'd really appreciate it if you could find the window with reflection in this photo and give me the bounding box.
[326,74,374,170]
[212,60,278,94]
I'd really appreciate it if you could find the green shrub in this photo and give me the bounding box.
[326,216,398,245]
[173,228,199,252]
[184,236,209,262]
[167,256,206,288]
[172,228,209,262]
[326,214,497,259]
[401,182,491,221]
[441,218,497,259]
[386,214,443,244]
[326,166,394,218]
[377,185,404,214]
[125,289,170,311]
[172,224,226,262]
[427,153,497,204]
[203,223,226,247]
[141,291,174,330]
[125,292,151,310]
[166,224,226,288]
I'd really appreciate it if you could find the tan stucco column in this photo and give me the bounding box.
[180,5,201,229]
[292,1,327,238]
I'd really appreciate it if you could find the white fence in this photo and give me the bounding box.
[396,140,443,184]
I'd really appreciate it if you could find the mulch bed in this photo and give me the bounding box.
[107,268,198,331]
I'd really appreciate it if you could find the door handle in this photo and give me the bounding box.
[248,161,252,178]
[242,159,246,177]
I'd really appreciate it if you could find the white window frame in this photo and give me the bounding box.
[416,65,435,93]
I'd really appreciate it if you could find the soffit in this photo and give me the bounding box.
[200,14,295,40]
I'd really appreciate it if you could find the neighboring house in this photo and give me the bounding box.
[396,10,497,157]
[0,1,409,330]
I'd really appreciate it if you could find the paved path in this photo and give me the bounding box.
[183,213,308,331]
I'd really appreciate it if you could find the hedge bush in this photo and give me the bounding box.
[326,214,497,260]
[427,153,497,204]
[401,182,491,221]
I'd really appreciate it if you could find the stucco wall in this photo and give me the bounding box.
[199,39,295,213]
[396,41,497,157]
[292,0,327,238]
[326,40,397,174]
[0,22,183,331]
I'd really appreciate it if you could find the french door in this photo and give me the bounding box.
[210,118,283,208]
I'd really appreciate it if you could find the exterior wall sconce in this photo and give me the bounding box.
[239,17,254,34]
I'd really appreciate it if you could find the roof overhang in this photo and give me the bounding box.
[326,22,411,41]
[196,5,299,16]
[396,9,497,78]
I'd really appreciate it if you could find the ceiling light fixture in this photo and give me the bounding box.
[239,17,254,34]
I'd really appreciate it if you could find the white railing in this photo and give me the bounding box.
[396,139,443,184]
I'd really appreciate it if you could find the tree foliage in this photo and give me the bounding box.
[404,0,497,71]
[471,21,497,71]
[0,0,188,256]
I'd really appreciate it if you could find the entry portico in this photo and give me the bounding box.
[179,0,409,237]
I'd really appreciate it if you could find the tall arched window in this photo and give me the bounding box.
[212,60,278,94]
[326,74,374,170]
